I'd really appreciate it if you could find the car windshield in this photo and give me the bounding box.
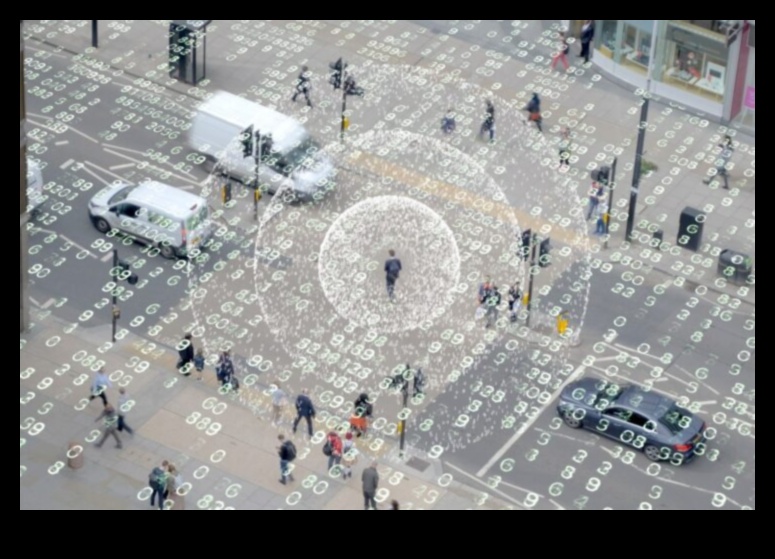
[108,185,133,205]
[659,406,694,434]
[186,205,208,231]
[265,136,321,177]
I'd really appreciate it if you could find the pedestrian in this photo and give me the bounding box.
[441,108,456,134]
[703,134,734,189]
[484,284,502,329]
[523,92,542,132]
[216,350,234,387]
[341,432,356,480]
[291,65,313,108]
[94,404,122,449]
[413,367,426,396]
[292,388,316,437]
[579,20,595,63]
[551,31,570,71]
[323,430,343,475]
[390,500,400,510]
[476,276,493,322]
[559,126,571,167]
[277,434,297,485]
[271,382,288,426]
[177,333,194,376]
[148,460,169,510]
[193,349,205,381]
[384,249,402,303]
[116,387,134,436]
[165,463,184,509]
[586,181,603,220]
[508,282,522,322]
[480,100,495,143]
[594,204,607,236]
[89,367,111,406]
[344,74,365,96]
[362,461,380,510]
[350,392,373,437]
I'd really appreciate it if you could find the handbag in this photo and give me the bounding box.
[475,306,486,321]
[529,112,541,122]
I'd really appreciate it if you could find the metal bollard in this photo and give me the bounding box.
[67,442,84,469]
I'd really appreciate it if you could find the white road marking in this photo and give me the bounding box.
[34,228,98,260]
[29,297,41,308]
[476,364,586,477]
[60,159,74,170]
[102,146,199,182]
[101,252,114,263]
[109,163,136,171]
[54,140,69,146]
[27,115,99,144]
[41,298,56,309]
[534,428,596,445]
[78,165,111,186]
[444,462,529,509]
[83,161,129,183]
[692,400,718,409]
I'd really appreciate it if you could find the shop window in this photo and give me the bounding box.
[660,21,728,102]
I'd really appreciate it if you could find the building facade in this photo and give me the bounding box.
[589,20,754,132]
[20,19,29,332]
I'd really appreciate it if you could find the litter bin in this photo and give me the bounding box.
[718,249,753,285]
[651,228,664,248]
[677,207,705,251]
[67,442,84,469]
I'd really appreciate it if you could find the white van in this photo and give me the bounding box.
[26,158,44,217]
[187,91,335,202]
[88,181,212,259]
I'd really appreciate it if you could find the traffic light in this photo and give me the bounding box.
[539,237,552,267]
[258,133,273,157]
[117,259,139,285]
[329,57,346,89]
[241,124,254,158]
[520,229,532,261]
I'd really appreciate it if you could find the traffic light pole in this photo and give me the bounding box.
[111,249,118,343]
[525,233,538,328]
[399,378,409,458]
[254,129,261,221]
[625,96,649,241]
[604,156,618,249]
[91,20,98,48]
[340,62,347,141]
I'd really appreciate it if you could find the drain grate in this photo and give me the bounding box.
[406,456,431,472]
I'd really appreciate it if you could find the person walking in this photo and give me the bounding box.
[384,249,402,303]
[341,432,356,479]
[593,203,607,236]
[586,181,603,220]
[551,31,570,71]
[94,404,122,449]
[292,388,316,437]
[523,93,542,132]
[193,349,205,381]
[703,135,734,189]
[271,382,288,426]
[350,392,373,437]
[216,350,234,387]
[479,100,495,143]
[390,500,400,510]
[413,367,426,396]
[362,461,380,510]
[177,333,194,376]
[323,431,343,475]
[291,65,313,108]
[148,460,169,510]
[116,387,134,436]
[508,282,522,322]
[277,434,297,485]
[441,108,456,134]
[580,20,595,64]
[484,284,502,329]
[558,126,571,168]
[89,367,111,406]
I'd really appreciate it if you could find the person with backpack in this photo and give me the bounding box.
[291,65,313,108]
[292,388,316,437]
[177,333,195,376]
[148,460,169,510]
[484,284,502,329]
[94,403,123,449]
[277,434,296,485]
[323,431,343,475]
[350,393,373,437]
[523,93,542,132]
[413,367,426,396]
[194,349,205,381]
[384,249,402,302]
[441,108,456,134]
[216,351,234,387]
[341,432,356,480]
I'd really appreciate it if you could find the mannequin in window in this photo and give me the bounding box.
[685,51,701,79]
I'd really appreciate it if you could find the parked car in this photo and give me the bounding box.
[557,378,706,464]
[88,181,212,259]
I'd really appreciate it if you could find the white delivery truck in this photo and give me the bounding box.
[26,158,44,218]
[187,91,335,202]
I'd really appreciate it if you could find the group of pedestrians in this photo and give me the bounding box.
[290,59,366,108]
[476,276,523,329]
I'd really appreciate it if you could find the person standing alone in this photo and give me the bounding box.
[292,388,316,437]
[362,461,380,510]
[384,249,402,303]
[580,20,595,64]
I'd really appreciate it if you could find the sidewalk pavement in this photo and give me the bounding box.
[21,20,753,509]
[21,306,519,510]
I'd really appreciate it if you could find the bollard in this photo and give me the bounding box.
[67,442,84,469]
[557,312,569,336]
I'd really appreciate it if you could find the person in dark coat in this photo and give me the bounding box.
[580,20,595,63]
[291,65,313,107]
[178,333,194,376]
[292,388,316,437]
[362,461,380,510]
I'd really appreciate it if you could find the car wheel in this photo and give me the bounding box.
[159,244,177,260]
[95,218,111,234]
[562,411,582,429]
[644,445,663,462]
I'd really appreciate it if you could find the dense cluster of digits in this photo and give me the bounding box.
[20,20,753,510]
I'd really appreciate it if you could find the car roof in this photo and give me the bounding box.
[198,91,307,153]
[617,386,676,418]
[126,181,205,219]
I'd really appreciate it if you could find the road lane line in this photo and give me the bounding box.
[34,228,98,260]
[78,164,112,186]
[101,252,114,263]
[109,163,136,171]
[444,462,528,509]
[60,159,74,170]
[476,364,586,477]
[26,115,99,144]
[83,161,129,184]
[41,298,56,309]
[55,140,69,146]
[29,297,41,308]
[102,146,199,183]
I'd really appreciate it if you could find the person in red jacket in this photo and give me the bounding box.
[325,431,343,475]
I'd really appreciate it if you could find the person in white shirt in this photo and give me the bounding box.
[271,383,287,425]
[89,367,112,406]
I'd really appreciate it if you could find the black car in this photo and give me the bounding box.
[557,378,706,464]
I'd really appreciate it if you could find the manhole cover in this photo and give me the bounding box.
[406,457,431,472]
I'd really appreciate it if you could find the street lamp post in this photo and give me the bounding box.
[625,97,649,241]
[91,20,98,48]
[604,156,618,249]
[525,233,538,328]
